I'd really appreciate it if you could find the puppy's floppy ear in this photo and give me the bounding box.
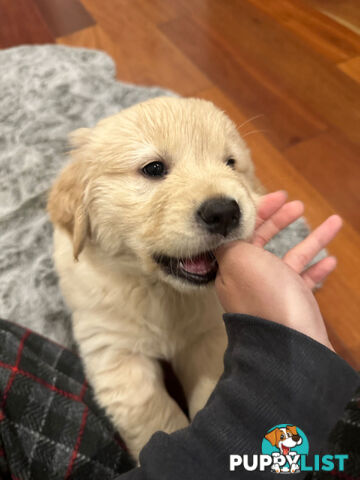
[48,132,91,260]
[72,203,90,260]
[265,428,279,446]
[287,425,298,436]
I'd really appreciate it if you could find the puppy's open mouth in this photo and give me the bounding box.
[153,251,218,285]
[282,446,290,455]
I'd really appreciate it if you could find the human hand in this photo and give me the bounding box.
[215,191,342,351]
[251,191,341,289]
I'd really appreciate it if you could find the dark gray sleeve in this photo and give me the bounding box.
[118,314,359,480]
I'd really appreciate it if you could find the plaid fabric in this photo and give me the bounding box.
[0,319,135,480]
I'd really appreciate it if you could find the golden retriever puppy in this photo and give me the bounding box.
[48,97,262,458]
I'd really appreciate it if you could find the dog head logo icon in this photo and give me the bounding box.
[262,424,309,473]
[265,425,302,456]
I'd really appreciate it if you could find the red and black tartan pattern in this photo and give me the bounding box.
[0,319,135,480]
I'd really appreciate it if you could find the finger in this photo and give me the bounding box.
[214,240,249,285]
[284,215,343,273]
[255,190,288,229]
[301,256,337,290]
[215,239,246,263]
[252,200,304,247]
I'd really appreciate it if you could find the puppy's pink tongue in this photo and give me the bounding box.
[180,254,214,275]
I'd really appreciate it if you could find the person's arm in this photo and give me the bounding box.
[119,192,359,479]
[119,314,358,480]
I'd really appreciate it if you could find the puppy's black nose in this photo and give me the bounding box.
[197,197,240,237]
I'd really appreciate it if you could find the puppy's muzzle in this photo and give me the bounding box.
[197,197,240,237]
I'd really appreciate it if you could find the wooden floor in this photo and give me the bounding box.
[1,0,359,368]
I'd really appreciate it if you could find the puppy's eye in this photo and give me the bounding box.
[142,161,167,178]
[226,158,236,168]
[280,435,285,440]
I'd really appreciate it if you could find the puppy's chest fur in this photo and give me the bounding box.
[54,228,224,360]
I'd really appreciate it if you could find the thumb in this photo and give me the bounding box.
[215,240,285,293]
[215,240,259,270]
[214,241,262,289]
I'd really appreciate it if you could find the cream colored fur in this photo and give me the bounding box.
[48,97,262,459]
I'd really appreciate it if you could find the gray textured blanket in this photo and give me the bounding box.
[0,45,320,349]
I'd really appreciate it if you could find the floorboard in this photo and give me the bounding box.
[76,0,212,95]
[306,0,360,33]
[285,131,360,231]
[247,0,360,63]
[160,15,328,151]
[338,56,360,83]
[0,0,54,47]
[33,0,95,37]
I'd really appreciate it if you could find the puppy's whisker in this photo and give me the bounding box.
[237,114,264,132]
[241,129,268,139]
